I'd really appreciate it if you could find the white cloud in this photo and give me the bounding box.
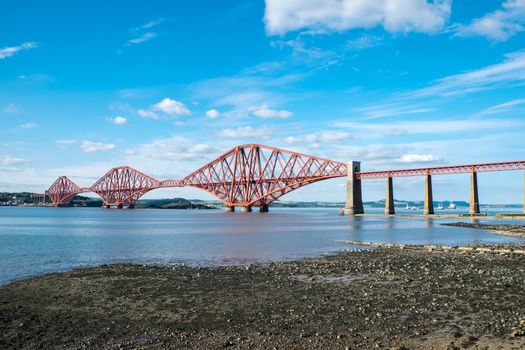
[286,130,354,145]
[81,141,115,153]
[252,106,293,118]
[3,103,19,114]
[0,156,31,166]
[354,103,434,120]
[152,98,191,116]
[218,126,273,139]
[455,0,525,42]
[138,109,159,119]
[0,42,37,60]
[55,140,76,148]
[399,154,441,163]
[125,136,214,162]
[19,123,38,129]
[337,118,525,136]
[108,116,127,125]
[137,18,165,30]
[264,0,451,35]
[128,32,157,45]
[206,109,220,118]
[347,34,384,50]
[411,51,525,97]
[477,98,525,115]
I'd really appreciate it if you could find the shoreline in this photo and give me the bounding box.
[2,247,525,349]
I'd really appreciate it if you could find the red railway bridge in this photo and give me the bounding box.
[45,144,525,214]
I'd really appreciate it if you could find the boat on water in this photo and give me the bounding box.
[437,204,444,210]
[448,202,457,209]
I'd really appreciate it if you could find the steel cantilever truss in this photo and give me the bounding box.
[45,144,525,208]
[90,166,160,207]
[180,144,347,207]
[45,176,84,206]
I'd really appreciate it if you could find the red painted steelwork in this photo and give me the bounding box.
[45,176,83,206]
[357,160,525,179]
[44,144,525,208]
[90,166,161,207]
[180,144,347,207]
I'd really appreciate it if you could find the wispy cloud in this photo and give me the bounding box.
[0,42,37,60]
[251,106,293,119]
[218,126,273,139]
[127,32,157,45]
[410,50,525,97]
[80,141,115,153]
[122,18,165,50]
[18,123,38,129]
[353,102,434,120]
[347,34,383,50]
[3,103,19,114]
[336,117,525,137]
[455,0,525,42]
[477,98,525,116]
[55,140,76,148]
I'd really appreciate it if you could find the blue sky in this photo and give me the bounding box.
[1,0,525,203]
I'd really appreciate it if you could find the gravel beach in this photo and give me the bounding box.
[2,246,525,349]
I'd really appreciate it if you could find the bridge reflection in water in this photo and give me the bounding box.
[45,144,525,215]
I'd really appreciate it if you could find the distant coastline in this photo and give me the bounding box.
[0,192,522,209]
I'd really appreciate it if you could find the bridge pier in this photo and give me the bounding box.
[469,172,480,214]
[385,177,395,215]
[344,161,364,215]
[523,171,525,214]
[424,174,434,215]
[241,206,252,213]
[259,205,269,212]
[224,206,235,212]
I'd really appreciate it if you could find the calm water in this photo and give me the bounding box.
[1,206,524,285]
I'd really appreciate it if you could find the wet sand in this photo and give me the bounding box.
[2,247,525,349]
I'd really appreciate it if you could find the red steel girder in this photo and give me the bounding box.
[45,144,525,209]
[45,176,83,206]
[357,160,525,179]
[180,144,347,207]
[90,166,160,207]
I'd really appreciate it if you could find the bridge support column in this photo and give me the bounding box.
[104,204,111,209]
[117,204,123,209]
[385,176,395,215]
[523,171,525,214]
[259,205,269,212]
[469,172,480,214]
[423,174,434,215]
[224,206,235,212]
[344,161,364,215]
[241,206,252,213]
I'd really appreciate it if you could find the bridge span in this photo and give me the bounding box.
[45,144,525,214]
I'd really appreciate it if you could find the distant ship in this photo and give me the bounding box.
[437,204,444,210]
[405,204,418,210]
[448,202,457,209]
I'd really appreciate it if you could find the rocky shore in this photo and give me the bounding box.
[2,248,525,349]
[443,222,525,239]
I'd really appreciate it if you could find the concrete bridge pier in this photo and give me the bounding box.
[344,161,364,215]
[469,172,480,214]
[259,205,269,212]
[224,206,235,212]
[385,176,395,215]
[241,206,252,213]
[423,174,434,215]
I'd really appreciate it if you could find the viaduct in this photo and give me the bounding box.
[45,144,525,215]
